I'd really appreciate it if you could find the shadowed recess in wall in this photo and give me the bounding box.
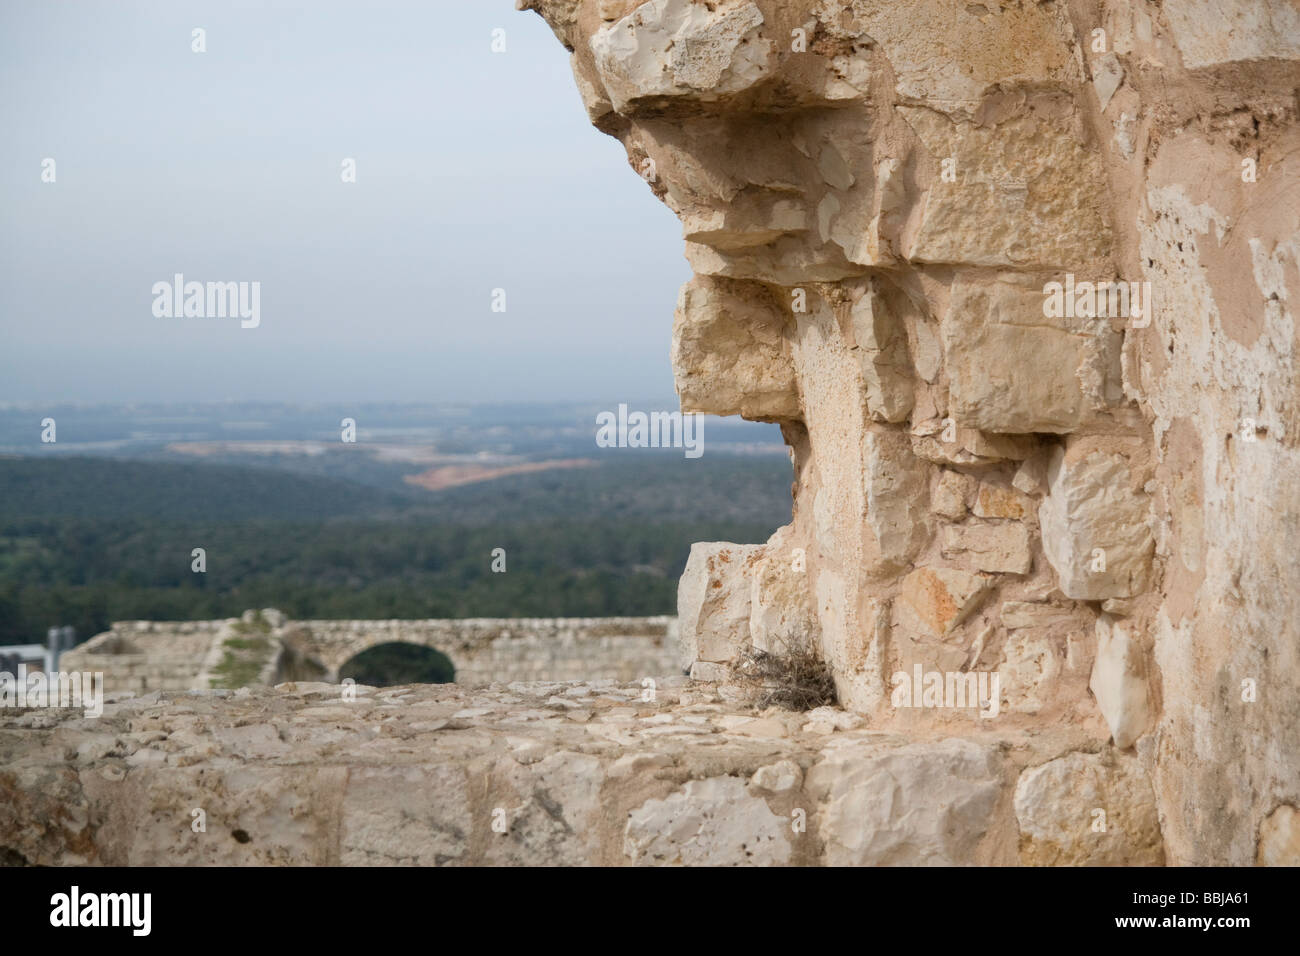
[335,643,456,687]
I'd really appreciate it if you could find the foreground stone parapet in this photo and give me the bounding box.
[2,679,1157,866]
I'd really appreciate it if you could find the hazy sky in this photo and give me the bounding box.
[0,0,691,404]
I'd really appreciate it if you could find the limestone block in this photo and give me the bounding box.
[1163,0,1300,69]
[590,0,776,114]
[1090,615,1153,750]
[807,738,1002,865]
[749,759,802,794]
[942,277,1119,434]
[677,542,764,667]
[895,567,991,641]
[1000,630,1064,715]
[1014,751,1164,865]
[911,421,1038,466]
[689,660,728,682]
[864,426,930,571]
[672,276,800,419]
[341,766,470,865]
[570,52,614,122]
[941,521,1033,575]
[1257,805,1300,866]
[486,750,606,866]
[848,287,913,422]
[810,0,1081,109]
[749,528,818,654]
[1012,455,1049,495]
[1038,449,1154,600]
[623,775,791,865]
[933,469,975,519]
[973,482,1033,519]
[1000,601,1088,630]
[901,107,1111,268]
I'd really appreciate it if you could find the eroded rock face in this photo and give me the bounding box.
[523,0,1300,865]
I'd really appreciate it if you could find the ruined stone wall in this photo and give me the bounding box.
[282,616,679,685]
[58,622,230,696]
[57,614,680,694]
[0,678,1154,866]
[522,0,1300,865]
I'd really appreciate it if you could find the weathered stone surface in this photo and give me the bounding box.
[1162,0,1300,69]
[933,469,974,519]
[849,286,913,422]
[941,521,1033,575]
[0,679,1119,866]
[1039,448,1154,600]
[1134,115,1300,865]
[672,275,799,419]
[749,758,802,793]
[589,0,776,113]
[1257,805,1300,866]
[942,277,1119,434]
[863,426,930,571]
[1014,751,1164,866]
[902,108,1111,268]
[811,0,1082,110]
[910,424,1038,467]
[894,567,991,641]
[1000,601,1088,630]
[341,765,470,865]
[624,775,791,865]
[748,527,819,654]
[1000,630,1066,716]
[1090,615,1153,750]
[807,738,1002,865]
[677,542,764,667]
[974,482,1033,520]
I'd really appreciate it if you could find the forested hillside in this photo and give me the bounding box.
[0,453,792,644]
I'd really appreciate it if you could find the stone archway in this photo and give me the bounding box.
[338,643,456,687]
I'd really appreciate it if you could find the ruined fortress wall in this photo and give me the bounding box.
[57,622,229,696]
[283,616,679,684]
[57,615,681,694]
[522,0,1300,866]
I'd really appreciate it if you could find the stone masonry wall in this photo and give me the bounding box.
[58,614,680,695]
[521,0,1300,866]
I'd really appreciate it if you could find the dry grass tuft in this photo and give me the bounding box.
[727,638,837,711]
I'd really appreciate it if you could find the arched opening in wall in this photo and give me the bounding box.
[338,643,455,687]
